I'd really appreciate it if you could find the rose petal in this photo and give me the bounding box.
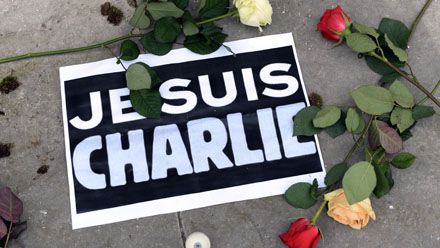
[321,31,341,42]
[358,198,376,220]
[279,218,310,245]
[311,231,321,248]
[324,189,344,201]
[288,226,319,248]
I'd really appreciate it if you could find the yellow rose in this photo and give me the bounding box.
[234,0,273,31]
[324,189,376,230]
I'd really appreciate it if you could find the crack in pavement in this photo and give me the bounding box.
[177,212,186,248]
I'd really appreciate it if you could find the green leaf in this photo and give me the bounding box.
[129,3,150,29]
[130,89,162,118]
[345,110,366,134]
[365,147,385,164]
[310,179,320,200]
[140,32,173,56]
[198,0,229,20]
[181,11,199,36]
[170,0,189,10]
[183,20,199,36]
[379,18,410,50]
[325,110,346,138]
[365,56,395,75]
[345,108,361,133]
[380,72,400,85]
[377,112,391,122]
[198,0,207,11]
[284,182,318,209]
[351,85,394,115]
[324,163,348,186]
[126,63,152,90]
[353,22,379,38]
[142,63,161,88]
[154,17,181,43]
[313,106,341,128]
[373,161,394,198]
[391,152,416,169]
[342,161,377,205]
[368,120,403,154]
[354,116,366,134]
[200,24,224,36]
[384,34,408,62]
[119,40,140,61]
[390,107,415,133]
[389,80,414,108]
[147,2,184,20]
[412,105,435,120]
[346,33,377,53]
[400,129,413,141]
[293,106,321,136]
[184,25,227,54]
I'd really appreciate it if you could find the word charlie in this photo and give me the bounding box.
[70,63,316,190]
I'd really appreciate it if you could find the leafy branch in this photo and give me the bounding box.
[0,0,243,118]
[284,0,437,229]
[369,52,440,107]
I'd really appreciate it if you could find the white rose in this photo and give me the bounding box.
[234,0,273,31]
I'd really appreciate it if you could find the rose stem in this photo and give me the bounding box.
[343,116,374,163]
[408,0,433,42]
[0,10,239,65]
[196,9,239,25]
[418,80,440,105]
[4,221,13,248]
[366,0,439,109]
[0,34,143,65]
[369,53,440,108]
[310,200,328,226]
[103,45,127,71]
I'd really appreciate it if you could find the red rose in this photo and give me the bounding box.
[279,218,320,248]
[317,5,352,42]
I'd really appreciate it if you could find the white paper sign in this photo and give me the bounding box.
[60,33,326,229]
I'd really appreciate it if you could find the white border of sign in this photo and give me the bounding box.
[59,33,326,229]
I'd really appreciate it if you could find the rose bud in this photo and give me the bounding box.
[317,5,352,42]
[279,218,320,248]
[324,189,376,230]
[234,0,273,32]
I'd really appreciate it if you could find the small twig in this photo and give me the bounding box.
[406,63,415,76]
[409,0,433,43]
[0,34,143,65]
[374,37,386,60]
[4,221,13,248]
[418,80,440,105]
[104,45,127,71]
[369,52,440,108]
[343,116,374,163]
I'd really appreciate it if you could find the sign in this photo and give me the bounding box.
[60,33,326,229]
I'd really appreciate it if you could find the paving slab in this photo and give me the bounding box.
[1,0,439,247]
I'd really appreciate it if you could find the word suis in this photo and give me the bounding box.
[69,63,316,189]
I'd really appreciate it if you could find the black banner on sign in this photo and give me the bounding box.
[60,33,326,229]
